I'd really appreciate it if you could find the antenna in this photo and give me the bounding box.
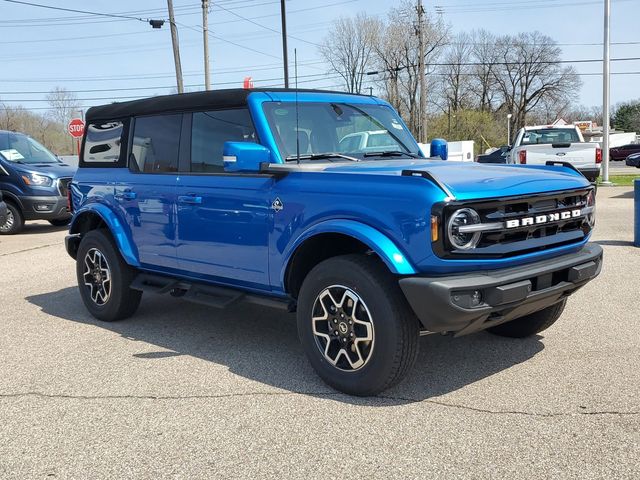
[295,48,300,164]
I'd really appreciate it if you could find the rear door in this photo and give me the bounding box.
[113,114,182,270]
[175,109,273,289]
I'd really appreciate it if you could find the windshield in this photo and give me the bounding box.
[0,132,59,164]
[262,102,420,160]
[521,128,580,145]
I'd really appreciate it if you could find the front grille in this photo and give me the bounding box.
[433,188,593,259]
[57,177,72,198]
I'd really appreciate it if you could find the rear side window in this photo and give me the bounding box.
[190,109,256,173]
[84,121,124,163]
[131,114,182,173]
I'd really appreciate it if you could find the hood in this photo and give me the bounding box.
[10,161,76,179]
[324,159,590,200]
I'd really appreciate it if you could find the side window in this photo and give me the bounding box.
[131,114,182,173]
[190,109,256,173]
[83,121,123,163]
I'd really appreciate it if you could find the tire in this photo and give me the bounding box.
[49,218,70,227]
[0,202,24,235]
[487,299,566,338]
[297,254,420,396]
[76,229,142,322]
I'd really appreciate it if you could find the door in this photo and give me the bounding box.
[113,114,182,270]
[175,109,272,289]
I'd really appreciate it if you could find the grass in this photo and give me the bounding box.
[598,175,640,186]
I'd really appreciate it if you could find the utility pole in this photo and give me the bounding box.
[202,0,211,90]
[280,0,289,88]
[417,0,427,143]
[167,0,184,94]
[602,0,612,184]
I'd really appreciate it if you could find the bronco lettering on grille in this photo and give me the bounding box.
[505,209,582,229]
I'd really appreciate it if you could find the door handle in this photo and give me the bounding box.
[115,190,136,200]
[178,194,203,205]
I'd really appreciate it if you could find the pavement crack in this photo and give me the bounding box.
[0,391,638,417]
[0,243,60,257]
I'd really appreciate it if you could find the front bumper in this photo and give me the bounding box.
[399,243,603,336]
[20,195,70,221]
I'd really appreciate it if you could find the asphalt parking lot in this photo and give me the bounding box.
[0,186,638,479]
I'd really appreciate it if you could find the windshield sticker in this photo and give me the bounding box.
[0,149,24,160]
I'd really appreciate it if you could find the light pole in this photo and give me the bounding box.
[602,0,612,185]
[507,113,513,146]
[280,0,289,88]
[202,0,211,90]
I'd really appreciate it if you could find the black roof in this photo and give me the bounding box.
[85,88,362,122]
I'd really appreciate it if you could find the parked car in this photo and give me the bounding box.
[476,146,509,163]
[66,89,602,396]
[610,143,640,161]
[626,152,640,168]
[507,125,601,182]
[0,130,75,234]
[0,191,7,227]
[338,129,398,153]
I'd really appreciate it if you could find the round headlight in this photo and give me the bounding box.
[447,208,481,250]
[586,189,596,227]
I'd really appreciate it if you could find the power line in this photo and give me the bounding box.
[213,1,322,48]
[435,0,634,14]
[0,60,327,83]
[0,0,157,23]
[174,19,281,60]
[0,71,344,96]
[366,56,640,76]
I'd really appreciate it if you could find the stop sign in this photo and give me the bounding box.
[67,118,85,138]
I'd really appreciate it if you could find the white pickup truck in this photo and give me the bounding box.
[508,125,601,182]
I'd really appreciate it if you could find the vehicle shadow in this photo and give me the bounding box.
[612,190,634,199]
[26,287,544,406]
[18,223,68,235]
[595,239,635,247]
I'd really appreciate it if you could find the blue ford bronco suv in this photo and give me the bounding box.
[66,89,602,395]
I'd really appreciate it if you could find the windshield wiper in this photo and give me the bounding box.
[363,150,420,158]
[285,153,360,162]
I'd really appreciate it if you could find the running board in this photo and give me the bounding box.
[130,273,291,311]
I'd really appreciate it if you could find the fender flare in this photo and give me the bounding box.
[70,203,140,267]
[281,219,417,284]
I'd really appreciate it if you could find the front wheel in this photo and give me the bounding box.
[76,229,142,322]
[297,254,420,396]
[487,299,566,338]
[0,203,24,235]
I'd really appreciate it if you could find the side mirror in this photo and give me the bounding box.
[430,138,448,160]
[500,145,511,152]
[223,142,270,173]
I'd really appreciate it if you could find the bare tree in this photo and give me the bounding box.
[468,29,500,112]
[440,32,473,113]
[372,1,447,136]
[319,13,381,94]
[492,32,581,129]
[46,87,80,130]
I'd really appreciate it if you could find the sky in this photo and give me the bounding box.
[0,0,638,116]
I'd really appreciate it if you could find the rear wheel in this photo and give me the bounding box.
[0,203,24,235]
[297,254,420,396]
[76,229,142,322]
[487,299,566,338]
